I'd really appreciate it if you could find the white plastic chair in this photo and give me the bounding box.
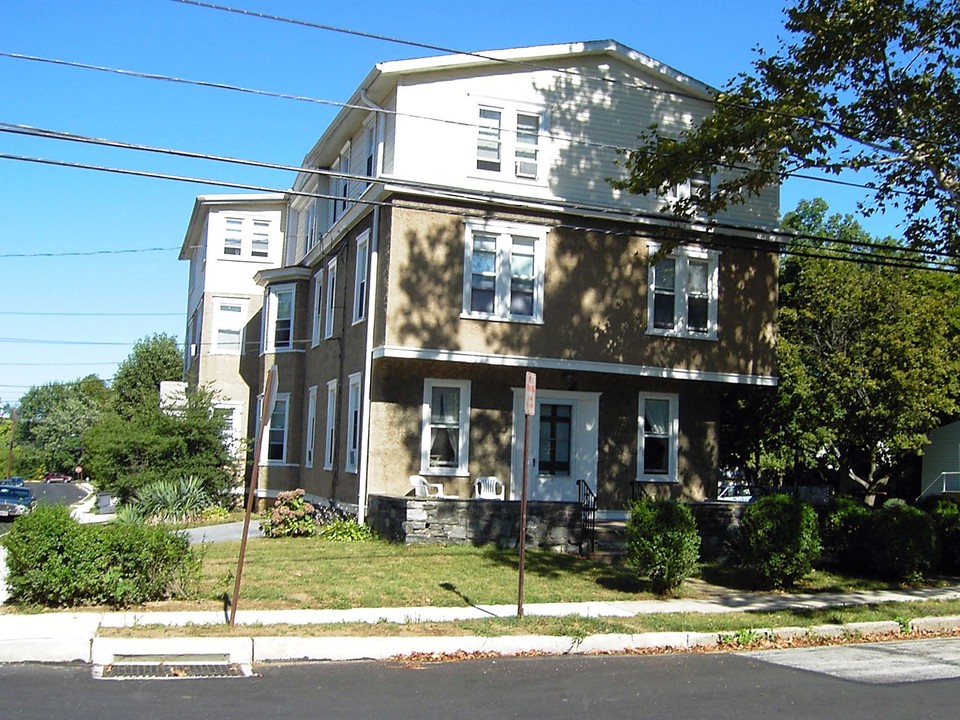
[474,475,505,500]
[409,475,457,498]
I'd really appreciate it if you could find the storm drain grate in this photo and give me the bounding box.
[95,662,252,681]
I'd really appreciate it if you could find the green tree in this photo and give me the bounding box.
[112,334,183,417]
[731,199,960,503]
[83,386,233,503]
[14,375,110,476]
[611,0,960,255]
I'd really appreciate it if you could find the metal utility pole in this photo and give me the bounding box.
[230,365,278,626]
[517,372,536,618]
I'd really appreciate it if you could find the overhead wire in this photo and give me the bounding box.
[0,147,955,274]
[0,51,940,206]
[2,121,954,269]
[170,0,938,152]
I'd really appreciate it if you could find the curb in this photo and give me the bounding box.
[76,616,960,666]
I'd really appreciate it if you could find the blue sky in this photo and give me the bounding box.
[0,0,885,405]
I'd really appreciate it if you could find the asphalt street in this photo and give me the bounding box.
[4,640,960,720]
[0,481,84,535]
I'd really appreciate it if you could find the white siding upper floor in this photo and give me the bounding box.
[288,41,780,265]
[389,51,778,228]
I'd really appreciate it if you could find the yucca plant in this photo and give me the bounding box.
[131,475,212,524]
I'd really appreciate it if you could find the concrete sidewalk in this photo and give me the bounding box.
[1,585,959,666]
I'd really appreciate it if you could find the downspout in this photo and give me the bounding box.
[356,205,379,524]
[356,89,383,524]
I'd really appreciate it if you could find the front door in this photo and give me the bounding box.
[511,389,599,502]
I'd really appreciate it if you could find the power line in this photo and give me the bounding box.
[0,362,122,366]
[2,117,953,265]
[2,148,955,274]
[0,311,181,317]
[0,52,940,205]
[170,0,933,153]
[0,246,177,258]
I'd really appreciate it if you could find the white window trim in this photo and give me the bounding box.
[462,219,546,324]
[345,372,362,473]
[471,99,549,185]
[212,298,247,355]
[420,379,471,477]
[311,269,324,347]
[324,379,337,470]
[264,284,296,353]
[263,392,291,466]
[352,230,370,325]
[363,116,378,185]
[646,242,720,340]
[304,386,317,469]
[324,258,338,340]
[637,392,679,483]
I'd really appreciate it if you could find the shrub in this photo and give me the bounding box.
[260,489,317,538]
[1,505,99,606]
[740,494,821,589]
[819,496,872,571]
[625,497,701,595]
[930,499,960,573]
[1,504,200,607]
[862,504,938,583]
[318,516,376,542]
[131,475,212,524]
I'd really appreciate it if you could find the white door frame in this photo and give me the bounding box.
[510,388,600,502]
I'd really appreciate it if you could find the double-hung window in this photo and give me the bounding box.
[463,220,546,323]
[214,299,245,354]
[475,104,546,181]
[638,393,678,482]
[324,258,337,339]
[647,243,719,339]
[353,231,370,324]
[265,284,295,352]
[331,143,351,223]
[363,119,377,185]
[345,372,362,473]
[304,386,317,469]
[311,270,324,347]
[421,379,471,476]
[324,380,337,470]
[304,200,320,253]
[264,393,290,464]
[224,217,243,256]
[251,220,270,257]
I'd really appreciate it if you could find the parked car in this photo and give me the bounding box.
[717,483,757,503]
[0,476,25,486]
[0,486,36,518]
[44,472,72,483]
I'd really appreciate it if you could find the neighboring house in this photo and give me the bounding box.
[206,41,780,521]
[180,194,287,459]
[920,421,960,499]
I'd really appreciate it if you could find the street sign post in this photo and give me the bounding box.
[518,371,536,618]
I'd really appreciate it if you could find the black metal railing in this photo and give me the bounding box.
[576,479,597,555]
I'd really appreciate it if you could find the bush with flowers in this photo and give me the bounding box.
[259,489,317,538]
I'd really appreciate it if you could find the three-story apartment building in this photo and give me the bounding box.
[195,41,779,520]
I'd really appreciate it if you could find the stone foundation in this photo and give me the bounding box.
[687,501,748,560]
[367,495,583,551]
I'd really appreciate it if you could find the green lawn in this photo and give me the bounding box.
[194,535,952,610]
[89,534,960,640]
